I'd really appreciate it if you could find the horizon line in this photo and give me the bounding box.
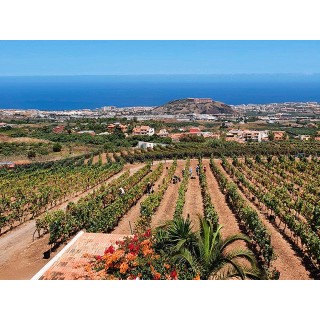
[0,72,320,77]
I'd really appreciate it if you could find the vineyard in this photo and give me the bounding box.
[1,151,320,279]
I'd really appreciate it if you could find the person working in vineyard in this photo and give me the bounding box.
[119,187,125,196]
[196,165,200,176]
[203,166,207,173]
[147,182,152,194]
[172,175,181,184]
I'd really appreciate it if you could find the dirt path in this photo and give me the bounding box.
[182,159,204,231]
[202,159,251,270]
[150,160,185,229]
[112,163,168,234]
[215,159,312,280]
[202,159,244,239]
[0,163,144,280]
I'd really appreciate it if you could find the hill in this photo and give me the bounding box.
[152,98,235,115]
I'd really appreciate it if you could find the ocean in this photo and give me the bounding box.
[0,74,320,110]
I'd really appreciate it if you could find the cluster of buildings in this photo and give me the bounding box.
[234,102,320,116]
[225,129,287,143]
[168,127,219,142]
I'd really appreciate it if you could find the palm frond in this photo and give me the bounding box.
[220,233,251,252]
[224,248,257,267]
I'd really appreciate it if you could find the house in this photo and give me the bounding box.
[242,130,268,142]
[201,132,220,139]
[272,131,287,141]
[107,123,128,133]
[77,130,95,136]
[137,141,167,149]
[298,135,311,141]
[132,126,155,136]
[158,129,169,137]
[97,132,111,136]
[226,129,269,143]
[137,141,155,149]
[169,133,184,142]
[0,162,15,169]
[52,125,65,134]
[119,124,128,133]
[107,124,116,132]
[189,127,201,135]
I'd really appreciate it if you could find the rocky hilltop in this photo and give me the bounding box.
[152,98,235,115]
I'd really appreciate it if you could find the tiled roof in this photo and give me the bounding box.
[33,232,129,280]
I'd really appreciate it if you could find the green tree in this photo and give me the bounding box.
[268,131,275,141]
[52,143,62,152]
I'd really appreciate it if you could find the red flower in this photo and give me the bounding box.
[104,245,115,254]
[133,235,138,242]
[95,255,102,260]
[170,270,178,279]
[144,229,151,238]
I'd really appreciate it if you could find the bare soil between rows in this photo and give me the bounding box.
[0,158,314,280]
[214,159,312,280]
[0,162,144,280]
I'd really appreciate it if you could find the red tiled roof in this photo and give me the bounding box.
[33,232,129,280]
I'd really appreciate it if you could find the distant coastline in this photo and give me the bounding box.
[0,74,319,110]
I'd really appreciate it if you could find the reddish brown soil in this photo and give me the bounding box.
[182,159,204,231]
[215,159,312,280]
[0,163,144,280]
[202,159,246,239]
[0,158,313,280]
[150,160,185,229]
[112,163,168,234]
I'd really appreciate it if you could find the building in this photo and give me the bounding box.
[298,135,311,141]
[132,126,155,136]
[52,125,65,134]
[137,141,167,149]
[169,133,184,142]
[158,129,169,137]
[77,130,95,136]
[189,127,202,135]
[0,162,15,169]
[242,130,268,142]
[226,129,269,143]
[107,124,116,132]
[272,131,287,141]
[107,123,128,133]
[202,132,220,139]
[186,98,213,103]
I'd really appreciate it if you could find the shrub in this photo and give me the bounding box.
[27,150,36,158]
[52,143,62,152]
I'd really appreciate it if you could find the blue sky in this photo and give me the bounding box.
[0,41,320,76]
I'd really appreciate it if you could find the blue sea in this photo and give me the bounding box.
[0,74,320,110]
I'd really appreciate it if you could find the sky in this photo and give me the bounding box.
[0,40,320,76]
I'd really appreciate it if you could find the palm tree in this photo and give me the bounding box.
[154,216,197,254]
[155,216,263,280]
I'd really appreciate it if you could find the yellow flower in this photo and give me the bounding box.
[193,274,201,280]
